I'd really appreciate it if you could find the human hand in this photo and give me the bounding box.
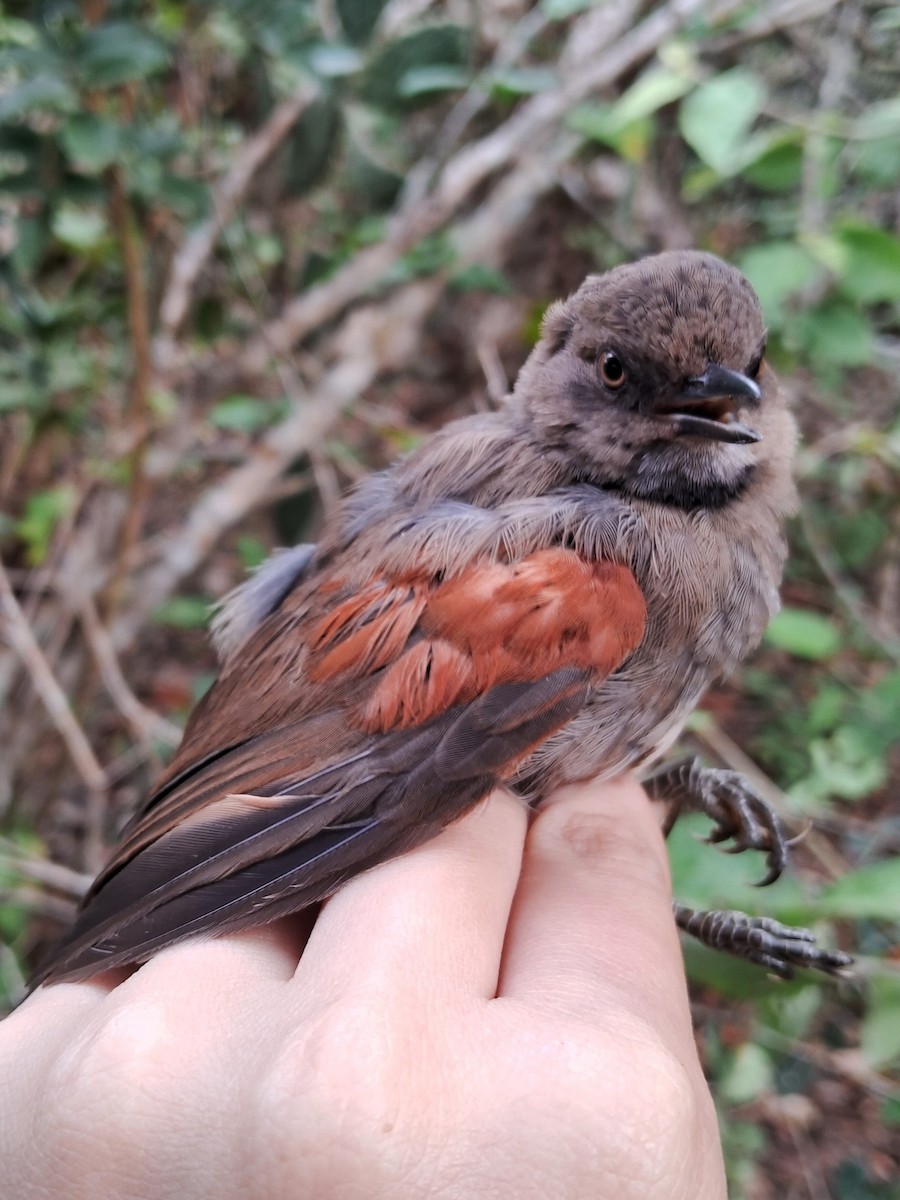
[0,777,725,1200]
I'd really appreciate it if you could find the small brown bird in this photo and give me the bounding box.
[34,250,850,987]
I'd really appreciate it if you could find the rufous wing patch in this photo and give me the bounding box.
[337,548,646,733]
[308,580,427,681]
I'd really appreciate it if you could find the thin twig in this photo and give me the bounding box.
[106,164,154,617]
[0,887,79,924]
[799,2,860,238]
[799,508,900,666]
[156,78,320,364]
[0,557,108,797]
[79,596,182,749]
[705,0,843,50]
[0,839,93,897]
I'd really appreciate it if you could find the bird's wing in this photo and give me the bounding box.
[35,548,645,985]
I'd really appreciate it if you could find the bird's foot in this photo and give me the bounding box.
[673,903,852,980]
[646,757,789,886]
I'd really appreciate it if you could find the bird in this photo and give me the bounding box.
[33,249,851,988]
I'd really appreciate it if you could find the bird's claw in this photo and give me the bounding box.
[647,759,790,886]
[673,903,853,979]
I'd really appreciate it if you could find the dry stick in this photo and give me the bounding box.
[155,78,321,366]
[799,508,900,666]
[0,557,108,800]
[105,167,155,618]
[0,838,93,898]
[397,3,553,212]
[79,596,183,749]
[0,888,79,924]
[799,2,860,238]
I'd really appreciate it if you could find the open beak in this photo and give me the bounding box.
[656,363,762,444]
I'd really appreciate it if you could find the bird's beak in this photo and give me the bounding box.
[657,363,762,444]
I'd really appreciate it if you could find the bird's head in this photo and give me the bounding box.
[515,250,792,509]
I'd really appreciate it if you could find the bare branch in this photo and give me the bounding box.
[799,508,900,666]
[106,166,155,615]
[0,838,93,897]
[79,596,183,749]
[156,78,320,364]
[0,557,108,797]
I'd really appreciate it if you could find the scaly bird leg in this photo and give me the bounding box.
[645,756,788,885]
[672,904,852,980]
[646,757,852,978]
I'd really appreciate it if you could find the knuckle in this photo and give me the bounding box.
[260,999,409,1118]
[255,1000,441,1194]
[49,999,188,1146]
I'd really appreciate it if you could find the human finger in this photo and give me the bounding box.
[499,776,694,1056]
[296,789,528,1006]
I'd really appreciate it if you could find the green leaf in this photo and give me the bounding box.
[0,75,76,120]
[719,1043,774,1104]
[833,221,900,304]
[156,174,208,218]
[397,64,470,98]
[817,859,900,921]
[853,97,900,141]
[236,536,268,570]
[831,1158,899,1199]
[306,43,363,77]
[678,68,765,175]
[852,136,900,186]
[540,0,594,15]
[568,66,693,161]
[335,0,388,45]
[794,300,874,369]
[345,135,403,209]
[669,816,810,919]
[609,65,694,127]
[284,96,341,196]
[208,396,287,433]
[152,596,210,629]
[805,732,888,802]
[75,22,170,88]
[861,976,900,1068]
[488,66,557,98]
[14,486,76,565]
[50,204,108,251]
[0,15,38,48]
[741,133,803,192]
[449,264,513,294]
[567,103,653,160]
[765,607,841,660]
[360,25,469,110]
[59,114,122,175]
[739,241,822,327]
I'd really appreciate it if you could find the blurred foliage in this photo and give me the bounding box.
[1,0,899,1193]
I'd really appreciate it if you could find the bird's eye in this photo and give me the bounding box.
[747,338,767,379]
[598,351,626,389]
